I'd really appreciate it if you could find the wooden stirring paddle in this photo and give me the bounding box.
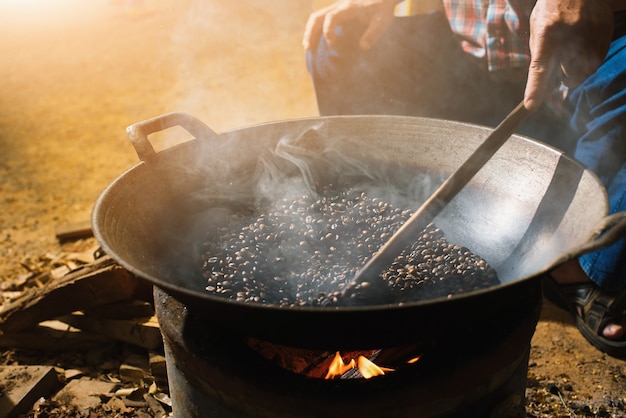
[344,101,530,302]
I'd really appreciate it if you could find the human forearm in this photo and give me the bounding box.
[524,0,614,110]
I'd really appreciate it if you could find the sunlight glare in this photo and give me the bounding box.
[0,0,107,29]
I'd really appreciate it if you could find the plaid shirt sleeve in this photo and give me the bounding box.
[443,0,534,81]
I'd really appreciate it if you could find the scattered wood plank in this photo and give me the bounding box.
[149,352,168,390]
[84,299,155,320]
[0,256,147,334]
[59,312,162,351]
[0,366,61,418]
[0,320,113,351]
[52,377,118,412]
[54,221,93,241]
[119,353,151,384]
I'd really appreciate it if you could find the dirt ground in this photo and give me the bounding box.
[0,1,625,416]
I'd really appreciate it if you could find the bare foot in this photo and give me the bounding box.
[550,261,625,340]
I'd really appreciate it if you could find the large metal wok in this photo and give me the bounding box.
[92,112,626,349]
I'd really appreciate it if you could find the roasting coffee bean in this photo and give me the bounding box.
[200,188,499,307]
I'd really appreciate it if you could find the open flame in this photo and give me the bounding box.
[246,337,425,379]
[325,352,356,378]
[325,351,395,379]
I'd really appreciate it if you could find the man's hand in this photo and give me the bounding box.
[524,0,613,111]
[302,0,401,52]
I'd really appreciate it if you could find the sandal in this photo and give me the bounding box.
[541,275,626,358]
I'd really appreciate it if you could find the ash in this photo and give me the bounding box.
[200,188,499,307]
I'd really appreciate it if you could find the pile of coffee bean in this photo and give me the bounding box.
[200,188,499,307]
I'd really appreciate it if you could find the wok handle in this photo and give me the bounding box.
[554,211,626,264]
[126,112,218,161]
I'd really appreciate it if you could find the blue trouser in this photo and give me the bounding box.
[306,11,626,290]
[567,12,626,291]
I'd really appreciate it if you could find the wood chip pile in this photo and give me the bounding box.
[0,224,170,418]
